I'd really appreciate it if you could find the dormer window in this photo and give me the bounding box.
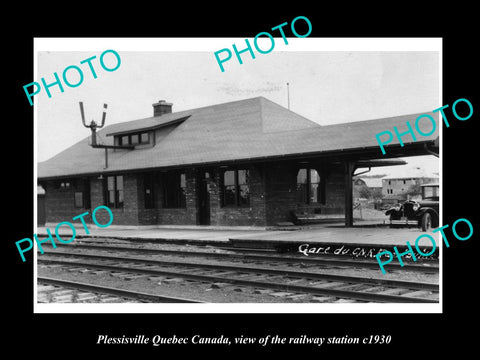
[117,131,150,146]
[131,134,139,145]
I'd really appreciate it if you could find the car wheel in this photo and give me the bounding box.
[421,212,432,232]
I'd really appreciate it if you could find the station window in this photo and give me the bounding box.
[163,172,186,208]
[118,132,150,146]
[140,132,149,143]
[59,181,71,188]
[297,168,325,204]
[105,175,124,208]
[74,192,84,208]
[131,134,140,145]
[222,169,250,207]
[73,179,91,209]
[53,179,74,189]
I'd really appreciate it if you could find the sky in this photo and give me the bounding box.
[35,38,441,177]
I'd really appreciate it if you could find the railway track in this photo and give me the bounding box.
[39,240,439,273]
[38,249,439,303]
[38,276,203,303]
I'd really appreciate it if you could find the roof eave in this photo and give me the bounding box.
[37,139,437,181]
[105,116,190,137]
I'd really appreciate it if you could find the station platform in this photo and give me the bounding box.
[37,224,264,244]
[36,220,439,257]
[229,225,439,260]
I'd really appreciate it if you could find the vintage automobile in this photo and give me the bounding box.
[385,183,439,231]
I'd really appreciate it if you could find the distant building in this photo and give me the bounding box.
[353,176,383,200]
[353,166,439,205]
[357,177,383,190]
[382,175,438,203]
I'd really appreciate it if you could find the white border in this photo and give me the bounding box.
[33,37,442,314]
[34,37,442,52]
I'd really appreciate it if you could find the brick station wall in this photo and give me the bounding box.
[208,166,267,227]
[264,163,346,226]
[90,174,139,226]
[42,163,346,228]
[264,163,297,225]
[322,164,346,214]
[135,168,266,227]
[43,179,92,224]
[43,174,143,226]
[153,169,197,225]
[93,171,198,226]
[135,173,157,226]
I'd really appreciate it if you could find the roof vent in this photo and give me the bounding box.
[152,100,173,116]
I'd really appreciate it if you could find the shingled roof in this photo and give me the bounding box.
[37,96,439,180]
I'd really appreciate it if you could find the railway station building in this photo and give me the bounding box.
[37,97,439,228]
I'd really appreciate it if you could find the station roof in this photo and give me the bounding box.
[38,96,439,180]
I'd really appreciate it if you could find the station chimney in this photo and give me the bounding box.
[152,100,173,116]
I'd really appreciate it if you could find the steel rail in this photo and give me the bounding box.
[38,276,203,303]
[40,250,439,291]
[42,242,439,272]
[39,256,438,303]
